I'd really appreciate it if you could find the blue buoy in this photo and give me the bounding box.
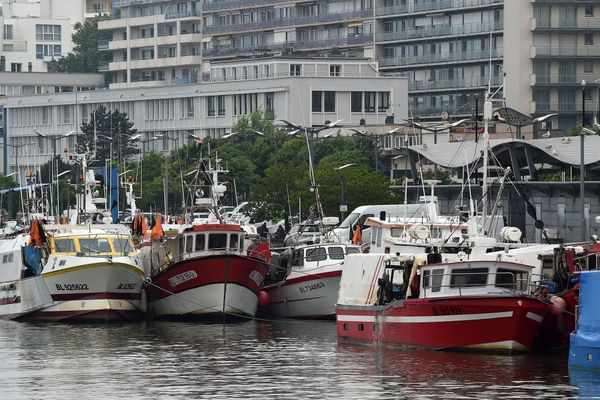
[569,271,600,370]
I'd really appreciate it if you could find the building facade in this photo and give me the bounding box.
[0,0,112,73]
[1,57,408,183]
[100,0,505,122]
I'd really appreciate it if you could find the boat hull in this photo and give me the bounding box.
[0,276,54,320]
[32,262,144,321]
[336,296,550,352]
[147,254,268,318]
[265,271,341,318]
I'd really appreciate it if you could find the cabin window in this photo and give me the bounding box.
[185,235,193,253]
[2,253,13,263]
[113,238,132,254]
[79,238,111,254]
[346,247,360,255]
[390,228,403,237]
[229,234,239,249]
[358,323,365,331]
[328,246,345,260]
[422,268,444,292]
[208,233,227,250]
[306,247,327,262]
[495,268,528,291]
[376,227,382,247]
[291,249,304,267]
[450,268,489,288]
[195,234,205,251]
[239,236,244,250]
[54,239,75,253]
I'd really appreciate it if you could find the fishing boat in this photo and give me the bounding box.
[0,233,53,319]
[142,156,272,319]
[32,224,145,321]
[263,242,360,318]
[336,253,551,352]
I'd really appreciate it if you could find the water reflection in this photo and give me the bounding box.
[0,320,580,399]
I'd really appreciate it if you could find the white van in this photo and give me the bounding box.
[332,200,438,244]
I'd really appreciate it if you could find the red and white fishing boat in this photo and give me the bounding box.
[336,254,551,352]
[142,155,272,319]
[145,223,271,318]
[263,242,360,318]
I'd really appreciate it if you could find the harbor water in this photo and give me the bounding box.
[0,319,595,399]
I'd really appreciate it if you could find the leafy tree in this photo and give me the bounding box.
[56,17,111,73]
[78,105,139,164]
[0,174,20,220]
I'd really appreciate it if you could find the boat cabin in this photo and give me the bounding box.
[181,224,245,258]
[375,256,535,305]
[288,243,361,271]
[50,234,135,257]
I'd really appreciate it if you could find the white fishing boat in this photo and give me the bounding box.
[0,234,53,320]
[263,242,361,318]
[31,225,145,321]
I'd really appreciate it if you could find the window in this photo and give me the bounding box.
[346,247,360,255]
[306,247,327,262]
[450,268,488,288]
[422,269,444,292]
[35,24,61,41]
[585,33,594,45]
[113,238,132,254]
[207,96,215,116]
[217,95,226,116]
[290,64,301,76]
[328,246,345,260]
[208,233,228,250]
[312,91,322,112]
[324,91,336,112]
[185,235,193,253]
[358,324,364,331]
[291,249,304,267]
[495,268,528,291]
[365,92,376,112]
[330,65,341,76]
[183,97,195,118]
[54,239,75,253]
[3,25,13,40]
[585,6,594,17]
[195,234,205,251]
[351,92,363,112]
[229,234,239,249]
[79,238,111,254]
[11,63,21,72]
[62,105,71,123]
[378,92,390,112]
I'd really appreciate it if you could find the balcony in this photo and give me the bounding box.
[203,34,372,58]
[2,41,28,52]
[203,9,372,35]
[532,102,600,114]
[98,61,109,72]
[532,18,600,30]
[409,75,502,91]
[203,0,281,12]
[380,47,502,68]
[165,10,201,20]
[531,74,600,86]
[98,39,110,50]
[411,104,479,118]
[532,46,600,58]
[375,0,502,17]
[376,20,502,43]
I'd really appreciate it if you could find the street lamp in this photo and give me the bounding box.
[403,118,470,144]
[335,163,356,220]
[581,79,587,241]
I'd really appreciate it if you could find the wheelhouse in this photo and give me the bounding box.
[182,224,245,256]
[49,234,135,257]
[289,244,361,270]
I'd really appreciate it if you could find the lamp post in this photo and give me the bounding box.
[581,79,586,241]
[403,118,470,145]
[335,163,356,220]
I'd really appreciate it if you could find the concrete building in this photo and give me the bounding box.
[505,1,600,135]
[1,57,408,184]
[0,0,112,73]
[99,0,505,122]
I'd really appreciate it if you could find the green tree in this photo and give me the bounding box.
[78,105,139,164]
[56,17,111,73]
[0,174,20,220]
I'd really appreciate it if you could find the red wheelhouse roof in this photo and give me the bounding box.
[189,223,243,233]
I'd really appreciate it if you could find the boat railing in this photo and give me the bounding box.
[421,271,534,299]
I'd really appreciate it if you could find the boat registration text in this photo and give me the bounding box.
[168,270,198,287]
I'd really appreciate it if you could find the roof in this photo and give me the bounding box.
[405,135,600,169]
[189,224,243,233]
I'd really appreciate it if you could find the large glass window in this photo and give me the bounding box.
[195,234,205,251]
[351,92,363,112]
[365,92,376,112]
[422,268,444,292]
[208,233,228,250]
[185,235,193,253]
[324,91,336,112]
[113,238,132,254]
[450,268,488,288]
[291,249,304,267]
[207,96,215,116]
[229,234,239,249]
[36,24,61,41]
[328,246,345,260]
[495,268,528,291]
[378,92,390,112]
[312,91,322,112]
[217,95,226,116]
[79,238,111,254]
[54,239,75,253]
[306,247,327,262]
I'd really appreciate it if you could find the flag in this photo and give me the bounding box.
[150,214,164,242]
[352,225,362,245]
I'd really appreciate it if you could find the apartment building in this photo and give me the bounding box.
[100,0,505,121]
[0,0,112,73]
[2,57,408,181]
[505,1,600,135]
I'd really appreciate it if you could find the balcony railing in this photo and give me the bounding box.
[201,70,403,84]
[533,102,600,113]
[534,46,600,58]
[98,39,110,50]
[203,0,282,12]
[411,104,479,118]
[533,18,600,30]
[409,75,502,91]
[98,61,110,72]
[203,9,371,34]
[380,47,502,67]
[375,0,502,17]
[203,34,372,57]
[376,20,502,43]
[533,74,600,85]
[165,10,201,20]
